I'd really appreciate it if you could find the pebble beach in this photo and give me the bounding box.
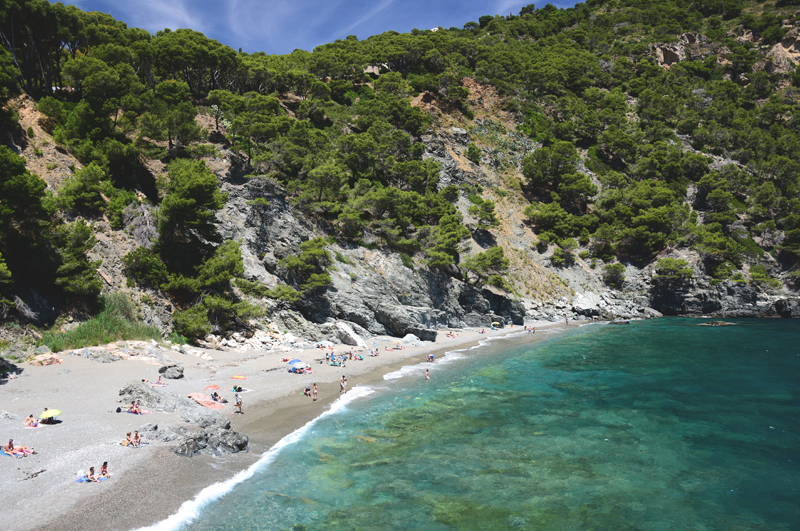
[1,322,561,531]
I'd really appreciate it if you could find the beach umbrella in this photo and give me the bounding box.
[393,339,403,344]
[232,375,246,380]
[492,322,500,325]
[288,359,303,364]
[204,385,220,391]
[39,409,61,419]
[289,360,306,367]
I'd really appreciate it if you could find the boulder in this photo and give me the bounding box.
[172,428,249,457]
[407,327,437,342]
[119,381,192,412]
[402,334,424,347]
[27,353,62,366]
[333,322,368,348]
[241,252,279,288]
[158,363,184,379]
[450,127,469,145]
[572,293,601,316]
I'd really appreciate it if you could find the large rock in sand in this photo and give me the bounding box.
[332,321,368,348]
[158,363,184,379]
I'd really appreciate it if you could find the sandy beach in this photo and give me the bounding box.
[1,321,568,531]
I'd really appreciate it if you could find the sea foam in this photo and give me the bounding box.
[134,386,376,531]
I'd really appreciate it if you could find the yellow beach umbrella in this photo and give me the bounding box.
[39,409,62,419]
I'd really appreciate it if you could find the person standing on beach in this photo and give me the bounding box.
[426,369,430,380]
[565,315,568,325]
[313,383,318,402]
[235,393,243,414]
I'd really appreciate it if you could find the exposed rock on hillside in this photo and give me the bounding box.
[650,33,731,68]
[753,27,800,74]
[217,175,526,338]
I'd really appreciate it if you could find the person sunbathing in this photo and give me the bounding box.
[156,375,164,385]
[86,466,99,482]
[127,401,142,415]
[99,461,110,478]
[23,414,38,428]
[125,432,134,446]
[132,431,142,447]
[5,439,33,456]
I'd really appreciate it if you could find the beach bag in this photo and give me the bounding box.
[116,407,121,413]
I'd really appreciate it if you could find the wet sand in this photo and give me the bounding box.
[1,322,568,531]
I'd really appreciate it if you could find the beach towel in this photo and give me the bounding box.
[1,449,22,458]
[24,425,42,429]
[188,392,225,409]
[76,476,108,483]
[118,440,148,447]
[126,410,151,415]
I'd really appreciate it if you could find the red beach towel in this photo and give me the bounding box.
[188,392,225,409]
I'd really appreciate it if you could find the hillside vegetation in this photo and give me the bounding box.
[1,0,799,341]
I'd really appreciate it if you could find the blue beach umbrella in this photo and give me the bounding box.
[288,359,305,366]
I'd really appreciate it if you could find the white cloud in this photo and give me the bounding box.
[337,0,394,37]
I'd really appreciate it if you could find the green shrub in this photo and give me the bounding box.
[603,263,626,288]
[122,247,169,288]
[26,126,34,138]
[466,143,482,165]
[106,189,138,229]
[168,332,190,345]
[174,295,265,339]
[400,252,414,270]
[39,293,161,352]
[654,258,693,280]
[334,251,350,264]
[749,264,780,287]
[54,219,103,300]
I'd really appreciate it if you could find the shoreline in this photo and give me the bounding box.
[3,321,568,531]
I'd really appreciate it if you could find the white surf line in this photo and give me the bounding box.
[134,386,376,531]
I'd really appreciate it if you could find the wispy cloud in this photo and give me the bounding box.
[337,0,395,37]
[95,0,205,33]
[494,0,522,16]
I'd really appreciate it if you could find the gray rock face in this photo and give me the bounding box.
[119,382,248,457]
[158,363,184,379]
[330,322,368,348]
[219,178,527,340]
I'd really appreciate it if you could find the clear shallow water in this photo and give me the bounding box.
[176,319,800,531]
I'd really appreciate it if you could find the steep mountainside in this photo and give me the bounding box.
[2,0,800,353]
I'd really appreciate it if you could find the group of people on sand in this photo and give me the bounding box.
[127,400,143,415]
[4,438,35,457]
[123,431,143,447]
[82,462,110,482]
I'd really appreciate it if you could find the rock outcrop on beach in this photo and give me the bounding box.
[118,382,248,457]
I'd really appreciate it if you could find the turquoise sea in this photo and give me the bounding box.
[159,319,800,531]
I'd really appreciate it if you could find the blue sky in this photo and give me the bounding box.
[64,0,577,55]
